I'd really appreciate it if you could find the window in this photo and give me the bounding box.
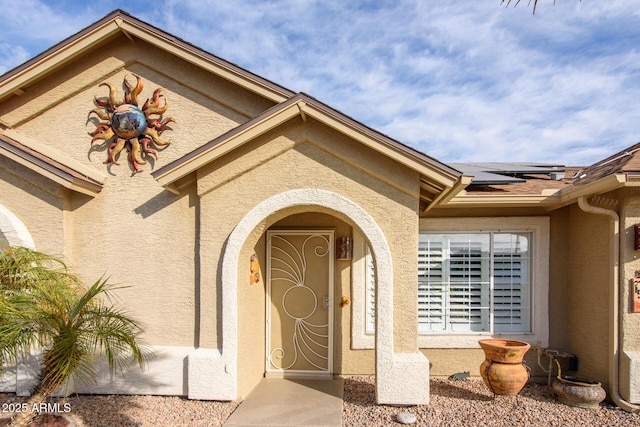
[418,217,549,348]
[350,217,549,350]
[418,232,531,334]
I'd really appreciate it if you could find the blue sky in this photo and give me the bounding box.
[1,0,639,166]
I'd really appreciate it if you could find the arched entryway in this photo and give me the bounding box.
[187,189,429,404]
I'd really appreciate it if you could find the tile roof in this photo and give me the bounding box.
[572,142,640,187]
[463,169,578,195]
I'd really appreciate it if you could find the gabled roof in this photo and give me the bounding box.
[152,93,470,211]
[0,132,104,196]
[0,9,295,103]
[0,9,470,210]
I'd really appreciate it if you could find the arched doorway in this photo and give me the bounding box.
[188,189,429,404]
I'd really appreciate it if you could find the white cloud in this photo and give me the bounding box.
[1,0,639,166]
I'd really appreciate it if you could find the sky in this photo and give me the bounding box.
[0,0,639,166]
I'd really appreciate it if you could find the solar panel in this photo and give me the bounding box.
[450,162,565,185]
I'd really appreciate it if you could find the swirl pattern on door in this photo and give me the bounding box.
[267,231,333,375]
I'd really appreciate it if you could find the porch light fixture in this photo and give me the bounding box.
[336,236,353,260]
[635,224,640,251]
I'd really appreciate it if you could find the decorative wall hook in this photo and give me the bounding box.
[250,253,260,285]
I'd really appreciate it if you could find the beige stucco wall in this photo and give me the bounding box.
[236,231,267,398]
[564,189,640,400]
[9,26,633,401]
[566,203,611,387]
[0,35,278,346]
[196,118,422,396]
[618,189,640,402]
[0,157,66,255]
[547,207,571,352]
[620,189,640,351]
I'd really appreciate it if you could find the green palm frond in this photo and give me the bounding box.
[0,246,148,396]
[0,245,79,293]
[500,0,582,15]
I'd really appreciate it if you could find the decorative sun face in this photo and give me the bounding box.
[88,75,173,174]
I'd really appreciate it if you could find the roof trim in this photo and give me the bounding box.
[0,10,295,103]
[442,173,630,211]
[0,132,104,196]
[152,93,462,193]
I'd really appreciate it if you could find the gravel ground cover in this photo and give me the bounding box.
[2,376,640,426]
[343,376,640,426]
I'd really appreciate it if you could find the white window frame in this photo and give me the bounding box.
[351,231,375,349]
[418,217,549,348]
[350,217,549,350]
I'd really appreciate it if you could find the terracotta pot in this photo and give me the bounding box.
[552,376,606,409]
[479,339,531,396]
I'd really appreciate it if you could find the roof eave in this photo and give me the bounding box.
[422,175,473,213]
[556,173,627,208]
[443,193,563,209]
[0,10,294,104]
[152,94,462,193]
[0,138,103,196]
[441,173,632,211]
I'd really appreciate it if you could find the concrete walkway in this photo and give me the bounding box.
[224,378,344,427]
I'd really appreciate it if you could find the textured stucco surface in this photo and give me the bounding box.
[567,204,612,388]
[199,121,431,403]
[7,21,638,406]
[0,158,65,254]
[197,120,422,353]
[618,190,640,403]
[0,34,282,398]
[0,36,276,347]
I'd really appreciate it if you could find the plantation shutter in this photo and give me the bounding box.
[369,231,533,336]
[492,233,531,333]
[447,235,490,332]
[418,238,445,332]
[418,234,490,333]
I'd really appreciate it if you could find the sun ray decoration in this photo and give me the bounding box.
[88,75,174,174]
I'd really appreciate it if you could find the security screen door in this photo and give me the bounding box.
[266,230,334,377]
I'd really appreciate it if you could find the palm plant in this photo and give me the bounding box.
[0,246,80,294]
[501,0,582,14]
[0,246,147,427]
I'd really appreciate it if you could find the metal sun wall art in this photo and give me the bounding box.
[88,75,174,174]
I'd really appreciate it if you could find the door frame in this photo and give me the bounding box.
[265,229,334,378]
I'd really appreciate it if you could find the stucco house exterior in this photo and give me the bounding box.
[0,10,639,410]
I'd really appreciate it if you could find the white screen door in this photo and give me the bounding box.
[266,230,334,377]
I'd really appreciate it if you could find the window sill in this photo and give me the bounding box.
[418,333,547,349]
